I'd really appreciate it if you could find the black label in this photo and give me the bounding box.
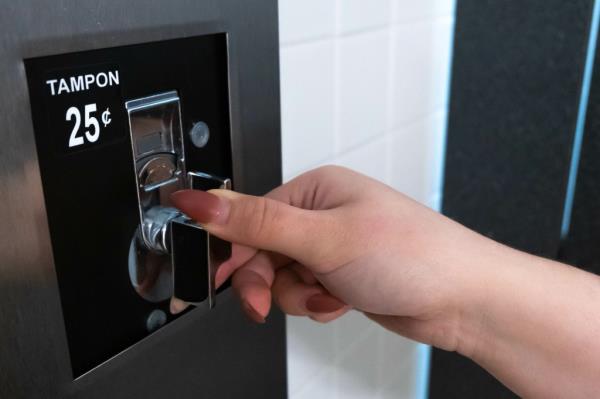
[42,63,125,154]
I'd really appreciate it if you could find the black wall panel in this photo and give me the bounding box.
[431,1,594,397]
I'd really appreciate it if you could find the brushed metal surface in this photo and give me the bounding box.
[0,1,285,398]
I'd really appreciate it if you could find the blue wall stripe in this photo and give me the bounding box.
[415,343,432,399]
[415,1,458,398]
[561,0,600,238]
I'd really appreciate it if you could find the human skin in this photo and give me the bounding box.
[170,165,600,398]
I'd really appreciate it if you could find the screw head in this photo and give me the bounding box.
[189,121,210,148]
[146,309,167,332]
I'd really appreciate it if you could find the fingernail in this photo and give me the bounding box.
[242,301,266,324]
[170,189,229,224]
[305,294,345,314]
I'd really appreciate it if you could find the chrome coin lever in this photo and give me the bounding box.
[125,91,231,308]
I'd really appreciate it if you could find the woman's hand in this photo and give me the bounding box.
[170,165,490,353]
[171,165,600,398]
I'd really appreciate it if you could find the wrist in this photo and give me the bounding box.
[451,240,600,397]
[449,235,522,360]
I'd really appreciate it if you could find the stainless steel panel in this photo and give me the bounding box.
[0,1,285,397]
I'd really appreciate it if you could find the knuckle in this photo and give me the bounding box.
[311,164,345,179]
[243,197,281,241]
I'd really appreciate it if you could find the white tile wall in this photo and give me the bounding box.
[389,110,448,207]
[286,316,336,395]
[337,30,389,152]
[279,0,456,398]
[281,40,336,178]
[279,0,336,44]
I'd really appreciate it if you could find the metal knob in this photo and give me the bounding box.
[133,173,231,308]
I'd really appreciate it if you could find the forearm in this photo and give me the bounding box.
[462,241,600,398]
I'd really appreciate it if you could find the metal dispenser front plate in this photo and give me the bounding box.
[24,34,233,377]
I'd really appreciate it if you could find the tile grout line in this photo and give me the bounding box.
[332,0,343,158]
[280,33,335,49]
[375,326,386,399]
[384,0,398,187]
[380,4,398,393]
[332,2,343,398]
[391,106,449,133]
[280,13,455,50]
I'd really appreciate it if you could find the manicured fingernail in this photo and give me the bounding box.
[242,301,266,324]
[170,189,229,224]
[305,294,345,314]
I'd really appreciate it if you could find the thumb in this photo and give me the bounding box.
[170,189,339,268]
